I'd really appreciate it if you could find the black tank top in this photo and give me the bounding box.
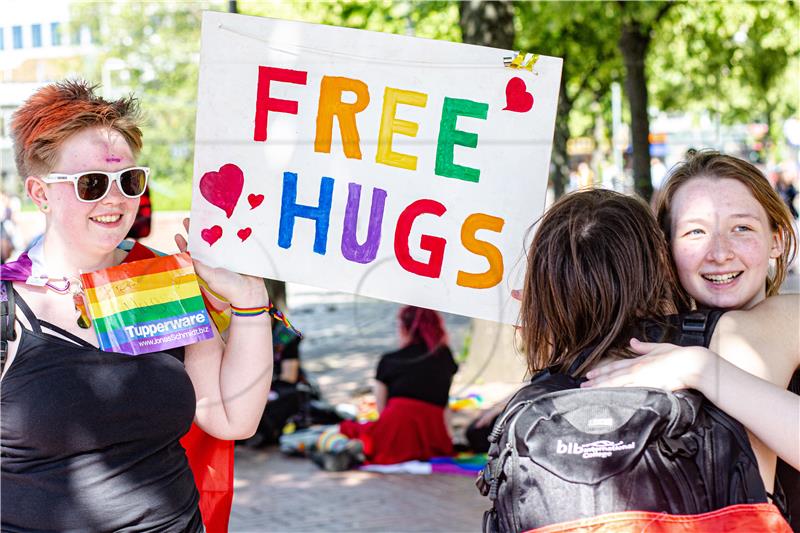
[1,290,202,532]
[375,343,458,407]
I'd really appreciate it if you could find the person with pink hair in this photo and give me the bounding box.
[335,305,458,466]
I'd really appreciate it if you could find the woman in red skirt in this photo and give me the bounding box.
[339,306,458,465]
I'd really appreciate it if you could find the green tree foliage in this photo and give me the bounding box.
[241,0,459,40]
[514,1,621,196]
[70,1,223,210]
[650,1,800,146]
[517,1,798,199]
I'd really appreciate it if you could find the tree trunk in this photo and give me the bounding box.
[458,0,515,48]
[551,71,572,198]
[265,279,287,310]
[619,21,653,201]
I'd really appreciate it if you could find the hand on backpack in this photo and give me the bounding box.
[581,338,713,392]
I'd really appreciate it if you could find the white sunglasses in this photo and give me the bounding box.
[41,166,150,203]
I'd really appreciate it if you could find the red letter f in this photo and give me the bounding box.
[253,66,308,142]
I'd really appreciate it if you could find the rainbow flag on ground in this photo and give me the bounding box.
[80,252,215,355]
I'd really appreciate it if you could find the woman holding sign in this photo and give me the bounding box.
[0,80,272,532]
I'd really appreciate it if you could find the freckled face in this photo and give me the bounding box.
[669,177,782,310]
[43,127,140,256]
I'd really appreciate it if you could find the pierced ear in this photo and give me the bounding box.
[769,229,786,259]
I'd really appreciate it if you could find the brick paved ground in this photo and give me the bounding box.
[229,285,489,533]
[230,448,487,532]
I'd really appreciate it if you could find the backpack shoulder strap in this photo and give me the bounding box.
[1,279,17,372]
[672,309,725,348]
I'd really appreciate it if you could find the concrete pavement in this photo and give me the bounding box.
[230,448,487,532]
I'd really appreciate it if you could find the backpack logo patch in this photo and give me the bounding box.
[556,439,636,459]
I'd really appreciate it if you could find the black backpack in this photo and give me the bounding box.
[476,311,781,532]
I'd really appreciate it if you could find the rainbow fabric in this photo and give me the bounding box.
[80,252,215,355]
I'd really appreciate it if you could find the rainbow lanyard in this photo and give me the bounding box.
[9,240,301,337]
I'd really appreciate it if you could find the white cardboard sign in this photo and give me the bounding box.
[189,11,562,324]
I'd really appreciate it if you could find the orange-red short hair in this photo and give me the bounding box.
[11,79,143,177]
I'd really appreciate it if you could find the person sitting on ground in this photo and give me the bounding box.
[245,318,311,446]
[316,306,458,468]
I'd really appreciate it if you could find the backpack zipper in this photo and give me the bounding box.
[505,403,530,533]
[489,399,533,443]
[702,403,759,465]
[489,442,512,500]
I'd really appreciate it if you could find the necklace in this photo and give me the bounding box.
[73,289,92,329]
[26,240,92,329]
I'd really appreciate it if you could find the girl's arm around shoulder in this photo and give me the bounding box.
[584,340,800,470]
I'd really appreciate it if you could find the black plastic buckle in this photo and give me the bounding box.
[1,304,15,343]
[681,312,707,333]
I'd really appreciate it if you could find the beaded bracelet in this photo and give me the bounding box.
[230,302,302,337]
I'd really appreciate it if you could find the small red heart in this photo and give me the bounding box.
[248,194,264,209]
[237,228,252,242]
[201,225,223,246]
[503,77,534,113]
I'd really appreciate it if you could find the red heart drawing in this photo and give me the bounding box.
[201,225,223,246]
[503,77,534,113]
[248,194,264,209]
[237,228,252,242]
[199,163,244,219]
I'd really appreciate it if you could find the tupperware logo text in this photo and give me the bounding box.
[124,313,208,338]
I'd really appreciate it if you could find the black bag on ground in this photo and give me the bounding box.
[476,311,775,532]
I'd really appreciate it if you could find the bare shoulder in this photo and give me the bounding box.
[713,295,799,387]
[718,294,799,333]
[751,293,799,318]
